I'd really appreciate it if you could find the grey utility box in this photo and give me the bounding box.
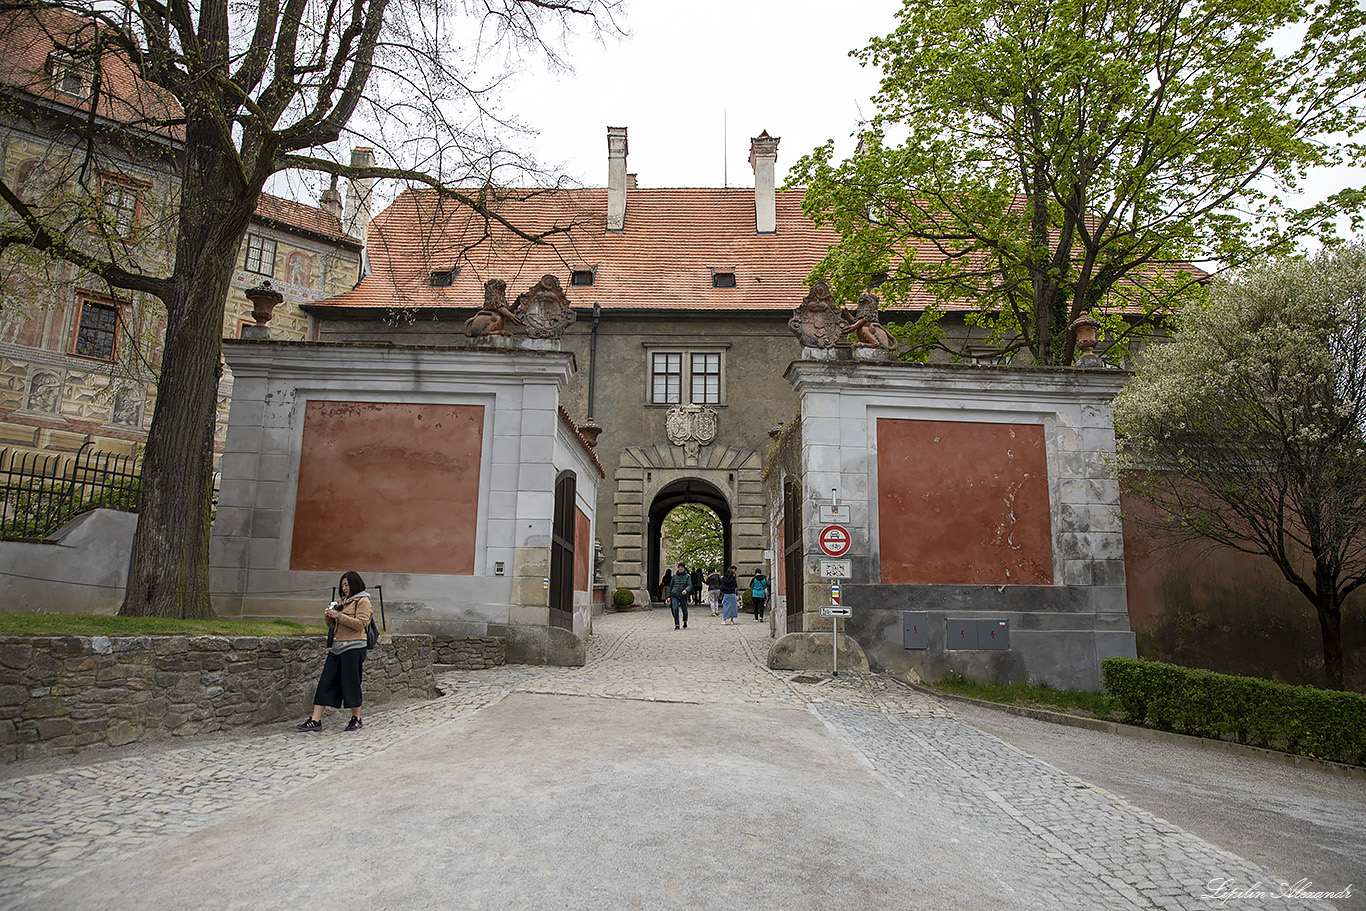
[978,619,1009,650]
[903,612,929,649]
[946,619,978,650]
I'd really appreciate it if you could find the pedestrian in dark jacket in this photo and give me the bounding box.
[659,568,673,604]
[668,562,691,629]
[706,568,723,616]
[720,566,740,624]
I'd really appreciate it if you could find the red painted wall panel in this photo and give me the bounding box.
[877,418,1053,585]
[574,507,591,592]
[291,401,483,574]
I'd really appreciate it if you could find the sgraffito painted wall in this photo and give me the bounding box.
[291,400,484,574]
[876,418,1053,586]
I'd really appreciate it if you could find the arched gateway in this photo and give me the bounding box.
[609,444,767,604]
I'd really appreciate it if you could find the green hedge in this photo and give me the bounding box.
[1101,657,1366,766]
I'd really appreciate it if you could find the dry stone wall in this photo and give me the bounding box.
[0,634,436,761]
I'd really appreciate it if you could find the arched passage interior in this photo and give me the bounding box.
[647,478,732,598]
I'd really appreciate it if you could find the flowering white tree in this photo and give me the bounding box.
[1112,244,1366,689]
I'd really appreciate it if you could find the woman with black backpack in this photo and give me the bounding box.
[296,570,373,732]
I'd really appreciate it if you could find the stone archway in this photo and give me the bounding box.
[609,444,767,602]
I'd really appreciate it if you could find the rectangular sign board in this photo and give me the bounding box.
[819,606,853,618]
[818,504,852,524]
[819,559,853,579]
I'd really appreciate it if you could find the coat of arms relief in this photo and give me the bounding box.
[665,405,717,463]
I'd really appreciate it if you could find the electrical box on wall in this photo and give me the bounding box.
[979,620,1009,650]
[946,619,978,650]
[903,612,928,649]
[945,619,1011,650]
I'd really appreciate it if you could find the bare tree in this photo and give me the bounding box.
[0,0,620,617]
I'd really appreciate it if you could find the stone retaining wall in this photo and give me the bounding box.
[0,634,437,762]
[430,635,505,669]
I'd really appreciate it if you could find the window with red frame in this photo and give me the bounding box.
[72,300,120,362]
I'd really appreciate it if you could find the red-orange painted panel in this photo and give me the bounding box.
[574,507,591,592]
[877,418,1053,585]
[291,401,483,574]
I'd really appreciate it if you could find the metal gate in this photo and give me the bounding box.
[783,478,803,632]
[549,473,576,631]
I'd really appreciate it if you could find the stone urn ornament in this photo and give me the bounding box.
[242,281,284,339]
[1069,314,1105,367]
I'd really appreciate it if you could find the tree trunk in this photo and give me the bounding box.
[119,135,259,618]
[1313,597,1345,691]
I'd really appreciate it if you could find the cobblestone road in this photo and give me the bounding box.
[0,609,1351,910]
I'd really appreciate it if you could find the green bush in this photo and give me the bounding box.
[612,588,635,606]
[1101,656,1366,766]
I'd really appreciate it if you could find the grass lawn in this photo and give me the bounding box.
[0,614,327,637]
[926,674,1122,721]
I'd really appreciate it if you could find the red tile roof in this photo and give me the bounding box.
[254,193,362,246]
[318,187,943,314]
[315,185,1203,317]
[0,7,182,141]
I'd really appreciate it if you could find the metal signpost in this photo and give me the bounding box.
[820,605,853,676]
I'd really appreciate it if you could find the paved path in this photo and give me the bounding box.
[0,609,1357,910]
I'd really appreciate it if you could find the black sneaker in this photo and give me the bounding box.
[295,718,321,732]
[345,717,363,732]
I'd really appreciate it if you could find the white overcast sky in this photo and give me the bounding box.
[480,0,1362,219]
[486,0,903,189]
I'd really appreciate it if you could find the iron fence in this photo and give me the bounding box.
[0,441,142,539]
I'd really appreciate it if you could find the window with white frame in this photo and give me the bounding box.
[244,234,277,275]
[650,352,682,404]
[649,348,725,406]
[100,181,139,237]
[691,352,721,404]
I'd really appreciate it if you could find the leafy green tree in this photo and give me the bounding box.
[1111,244,1366,690]
[661,504,723,571]
[0,0,618,618]
[790,0,1366,366]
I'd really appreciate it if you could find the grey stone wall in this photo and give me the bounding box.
[0,634,436,761]
[431,635,505,669]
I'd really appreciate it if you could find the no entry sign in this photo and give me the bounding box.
[818,524,851,557]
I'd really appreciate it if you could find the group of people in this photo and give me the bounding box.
[659,563,769,628]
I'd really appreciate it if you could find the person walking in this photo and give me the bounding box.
[706,567,723,616]
[720,566,740,625]
[296,571,373,732]
[690,566,703,609]
[659,567,673,607]
[668,562,692,629]
[750,569,769,621]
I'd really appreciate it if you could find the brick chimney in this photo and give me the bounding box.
[344,147,376,243]
[749,131,780,235]
[607,127,628,232]
[319,176,343,220]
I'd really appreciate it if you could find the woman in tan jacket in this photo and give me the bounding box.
[296,571,374,732]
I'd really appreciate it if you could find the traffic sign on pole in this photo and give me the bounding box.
[819,606,852,618]
[818,524,851,557]
[819,559,852,579]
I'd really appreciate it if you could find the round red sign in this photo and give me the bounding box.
[819,524,851,557]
